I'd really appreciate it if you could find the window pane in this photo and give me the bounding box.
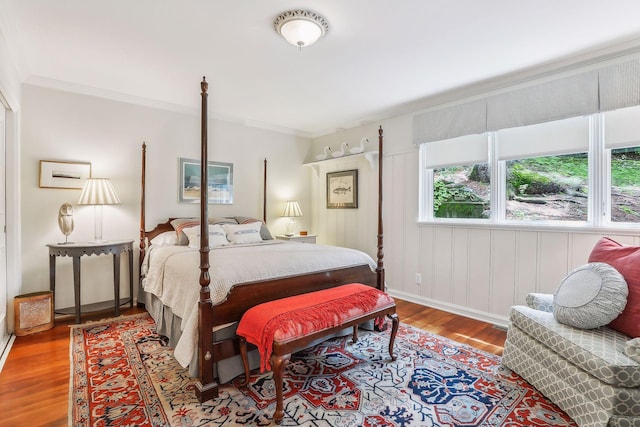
[611,147,640,223]
[433,164,490,219]
[505,154,588,221]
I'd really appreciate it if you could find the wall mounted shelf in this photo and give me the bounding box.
[303,151,379,174]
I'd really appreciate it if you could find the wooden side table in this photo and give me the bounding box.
[47,240,134,323]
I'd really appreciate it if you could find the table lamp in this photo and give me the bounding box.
[281,200,303,236]
[77,178,121,242]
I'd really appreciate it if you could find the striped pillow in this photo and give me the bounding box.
[222,222,263,244]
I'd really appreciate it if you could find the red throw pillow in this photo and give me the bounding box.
[588,237,640,337]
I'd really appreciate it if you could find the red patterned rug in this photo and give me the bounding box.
[69,312,576,426]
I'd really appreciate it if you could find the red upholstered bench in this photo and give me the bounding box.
[236,283,399,424]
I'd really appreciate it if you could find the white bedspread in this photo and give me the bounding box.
[142,240,376,367]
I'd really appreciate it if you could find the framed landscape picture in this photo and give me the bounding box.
[327,169,358,209]
[179,157,233,204]
[39,160,91,189]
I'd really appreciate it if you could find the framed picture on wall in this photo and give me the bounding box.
[326,169,358,209]
[179,157,234,204]
[39,160,91,189]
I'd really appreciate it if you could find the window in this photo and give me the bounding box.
[604,105,640,224]
[610,147,640,223]
[505,154,588,221]
[434,163,490,219]
[418,114,640,226]
[420,133,490,221]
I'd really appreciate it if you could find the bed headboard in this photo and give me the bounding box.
[138,149,269,262]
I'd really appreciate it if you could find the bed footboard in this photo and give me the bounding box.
[194,264,377,401]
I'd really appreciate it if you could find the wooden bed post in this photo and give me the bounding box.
[195,77,218,402]
[376,126,385,291]
[139,142,147,263]
[263,158,268,223]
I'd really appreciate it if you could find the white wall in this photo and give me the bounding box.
[311,114,640,327]
[20,84,311,310]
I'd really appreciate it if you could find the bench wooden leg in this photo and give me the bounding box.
[271,353,291,425]
[352,325,358,343]
[239,337,251,386]
[388,313,399,361]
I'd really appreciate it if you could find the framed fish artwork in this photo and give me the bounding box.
[326,169,358,209]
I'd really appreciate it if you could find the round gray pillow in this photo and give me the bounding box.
[553,262,628,329]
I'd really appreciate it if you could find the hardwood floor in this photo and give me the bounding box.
[395,299,507,356]
[0,299,506,426]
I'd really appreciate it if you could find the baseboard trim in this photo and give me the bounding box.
[388,289,510,330]
[0,334,16,373]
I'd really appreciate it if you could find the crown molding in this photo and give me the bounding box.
[23,75,312,138]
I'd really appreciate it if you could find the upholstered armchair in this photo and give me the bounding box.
[502,237,640,427]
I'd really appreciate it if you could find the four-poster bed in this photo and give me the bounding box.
[138,77,386,402]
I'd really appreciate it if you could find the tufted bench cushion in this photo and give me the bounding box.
[510,305,640,388]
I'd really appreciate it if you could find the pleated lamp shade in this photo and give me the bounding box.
[78,178,121,206]
[281,201,303,217]
[77,178,121,242]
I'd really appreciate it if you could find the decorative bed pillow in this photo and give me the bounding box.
[209,217,238,226]
[150,231,178,247]
[234,216,274,240]
[222,221,263,244]
[553,262,628,329]
[170,217,238,245]
[183,224,229,248]
[170,218,200,245]
[589,237,640,337]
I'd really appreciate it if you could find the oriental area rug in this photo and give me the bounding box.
[69,313,576,426]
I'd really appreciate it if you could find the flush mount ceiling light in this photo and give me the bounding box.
[274,9,329,49]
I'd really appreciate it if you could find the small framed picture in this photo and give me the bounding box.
[179,157,234,204]
[39,160,92,189]
[327,169,358,209]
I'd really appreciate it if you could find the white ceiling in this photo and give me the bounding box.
[4,0,640,137]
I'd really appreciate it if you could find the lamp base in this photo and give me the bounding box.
[93,205,105,243]
[286,218,298,236]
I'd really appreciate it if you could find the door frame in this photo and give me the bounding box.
[1,95,21,336]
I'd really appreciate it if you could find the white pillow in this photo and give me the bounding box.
[150,231,178,247]
[222,222,263,244]
[553,262,628,329]
[183,224,229,248]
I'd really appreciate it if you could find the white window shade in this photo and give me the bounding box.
[423,133,489,169]
[604,105,640,149]
[496,116,589,161]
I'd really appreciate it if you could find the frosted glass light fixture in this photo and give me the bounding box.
[281,200,303,236]
[78,178,121,242]
[274,10,329,49]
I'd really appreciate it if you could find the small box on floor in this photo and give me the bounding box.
[14,291,54,336]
